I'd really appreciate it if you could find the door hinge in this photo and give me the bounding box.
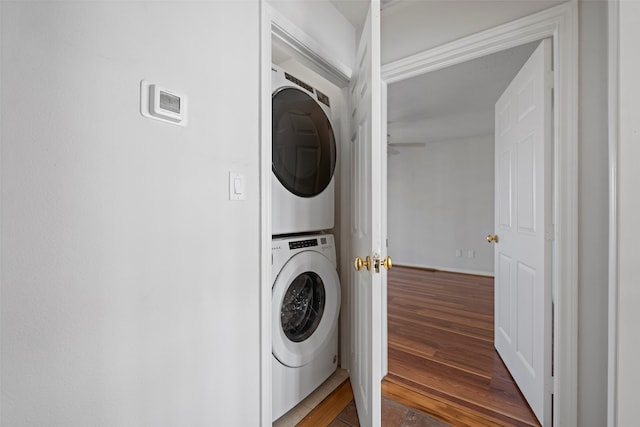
[546,70,554,89]
[547,375,556,394]
[545,225,555,241]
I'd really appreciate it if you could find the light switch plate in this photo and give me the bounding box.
[229,172,245,201]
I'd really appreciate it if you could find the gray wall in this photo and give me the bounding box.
[577,1,609,425]
[1,2,262,425]
[387,135,494,275]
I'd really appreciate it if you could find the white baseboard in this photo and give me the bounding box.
[395,261,494,278]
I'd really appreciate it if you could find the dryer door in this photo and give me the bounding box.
[272,251,340,368]
[272,88,336,198]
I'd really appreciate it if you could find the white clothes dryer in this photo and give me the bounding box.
[271,234,341,421]
[272,65,337,235]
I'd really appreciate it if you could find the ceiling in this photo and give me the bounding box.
[387,41,539,145]
[329,0,400,32]
[380,0,563,64]
[329,0,369,31]
[286,2,546,148]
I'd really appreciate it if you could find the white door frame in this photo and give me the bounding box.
[380,2,579,426]
[607,1,619,425]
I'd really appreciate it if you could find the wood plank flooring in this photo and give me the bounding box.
[298,379,354,427]
[384,266,540,427]
[299,378,450,427]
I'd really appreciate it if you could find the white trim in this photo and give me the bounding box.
[394,262,494,278]
[268,5,352,87]
[382,2,573,84]
[381,81,389,379]
[339,85,352,373]
[259,2,272,425]
[381,3,579,426]
[0,1,3,410]
[607,1,619,425]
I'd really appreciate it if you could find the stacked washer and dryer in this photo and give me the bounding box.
[271,65,341,421]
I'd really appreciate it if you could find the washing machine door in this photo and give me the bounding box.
[272,250,340,368]
[272,88,336,198]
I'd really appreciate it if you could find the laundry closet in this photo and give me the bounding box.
[262,1,383,424]
[269,29,351,423]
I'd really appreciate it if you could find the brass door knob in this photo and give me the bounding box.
[380,256,393,271]
[354,256,371,271]
[487,234,499,243]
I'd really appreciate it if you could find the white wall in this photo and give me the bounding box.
[1,2,261,426]
[387,135,494,276]
[615,0,640,423]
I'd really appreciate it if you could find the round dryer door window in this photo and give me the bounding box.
[272,251,340,368]
[272,88,336,198]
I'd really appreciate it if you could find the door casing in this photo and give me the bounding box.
[381,2,578,426]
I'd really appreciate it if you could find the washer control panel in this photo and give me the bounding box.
[289,238,319,250]
[272,234,336,281]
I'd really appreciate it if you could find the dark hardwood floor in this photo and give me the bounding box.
[298,378,450,427]
[383,266,540,427]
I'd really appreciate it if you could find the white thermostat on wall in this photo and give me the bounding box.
[140,80,188,126]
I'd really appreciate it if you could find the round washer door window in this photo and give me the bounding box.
[272,88,336,198]
[281,271,325,343]
[272,251,340,368]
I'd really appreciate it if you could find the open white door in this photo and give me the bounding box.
[493,39,553,426]
[349,1,382,426]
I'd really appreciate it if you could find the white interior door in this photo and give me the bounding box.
[493,39,553,426]
[349,1,382,426]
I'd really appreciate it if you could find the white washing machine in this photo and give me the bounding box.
[272,65,337,235]
[272,234,341,421]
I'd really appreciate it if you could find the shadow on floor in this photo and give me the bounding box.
[329,397,451,427]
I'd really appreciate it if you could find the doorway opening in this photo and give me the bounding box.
[384,40,548,426]
[379,4,579,424]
